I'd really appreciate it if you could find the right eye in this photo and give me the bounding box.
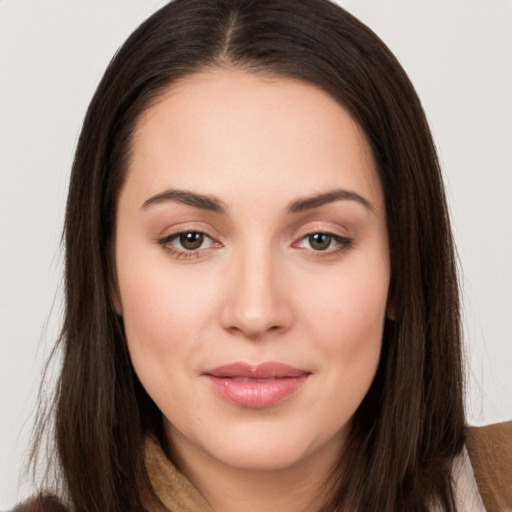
[158,231,219,258]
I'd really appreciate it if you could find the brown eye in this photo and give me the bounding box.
[307,233,332,251]
[179,232,205,250]
[158,230,219,258]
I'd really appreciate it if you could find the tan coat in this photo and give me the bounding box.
[465,421,512,511]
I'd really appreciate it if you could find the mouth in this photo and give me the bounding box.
[204,362,311,408]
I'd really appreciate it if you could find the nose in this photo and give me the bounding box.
[220,244,293,340]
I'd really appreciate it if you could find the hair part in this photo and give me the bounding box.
[32,1,465,511]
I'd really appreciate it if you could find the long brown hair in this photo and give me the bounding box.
[32,1,465,510]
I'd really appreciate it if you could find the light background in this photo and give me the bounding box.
[1,0,511,508]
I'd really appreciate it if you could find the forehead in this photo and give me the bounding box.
[125,68,383,212]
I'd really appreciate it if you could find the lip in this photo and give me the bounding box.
[204,362,310,408]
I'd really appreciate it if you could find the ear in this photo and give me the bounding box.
[111,284,123,316]
[110,285,123,316]
[386,295,396,321]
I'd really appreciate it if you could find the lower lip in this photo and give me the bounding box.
[206,374,309,408]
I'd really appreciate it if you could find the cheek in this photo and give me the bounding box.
[296,255,388,398]
[300,275,386,431]
[116,253,223,372]
[301,265,388,350]
[315,290,385,392]
[116,265,211,422]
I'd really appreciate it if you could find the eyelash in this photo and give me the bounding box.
[157,230,353,260]
[294,231,353,257]
[157,230,220,259]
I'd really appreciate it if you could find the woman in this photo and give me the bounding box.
[12,0,511,511]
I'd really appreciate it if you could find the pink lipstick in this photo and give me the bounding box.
[204,362,310,408]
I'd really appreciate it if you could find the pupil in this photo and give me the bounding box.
[309,233,331,250]
[180,232,204,250]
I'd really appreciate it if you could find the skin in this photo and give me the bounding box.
[113,68,390,512]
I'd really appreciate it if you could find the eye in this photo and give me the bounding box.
[158,231,219,257]
[175,232,209,251]
[296,232,352,253]
[304,233,334,251]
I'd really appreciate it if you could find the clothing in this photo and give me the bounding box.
[466,421,512,511]
[451,447,486,511]
[143,436,211,512]
[9,422,512,512]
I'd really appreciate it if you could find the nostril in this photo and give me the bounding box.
[219,269,294,339]
[225,322,286,341]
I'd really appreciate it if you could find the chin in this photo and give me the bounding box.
[209,441,315,472]
[170,414,349,474]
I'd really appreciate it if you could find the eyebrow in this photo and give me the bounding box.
[141,189,227,213]
[141,187,373,214]
[286,189,374,214]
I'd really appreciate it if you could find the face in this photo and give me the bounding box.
[114,69,390,475]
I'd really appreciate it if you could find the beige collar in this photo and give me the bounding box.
[144,437,212,512]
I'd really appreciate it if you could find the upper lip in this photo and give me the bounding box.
[205,362,308,379]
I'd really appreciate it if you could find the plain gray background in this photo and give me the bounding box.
[1,0,511,507]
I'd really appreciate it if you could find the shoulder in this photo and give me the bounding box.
[7,495,68,512]
[466,420,512,511]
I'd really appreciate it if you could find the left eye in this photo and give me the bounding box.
[297,233,350,251]
[164,232,214,251]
